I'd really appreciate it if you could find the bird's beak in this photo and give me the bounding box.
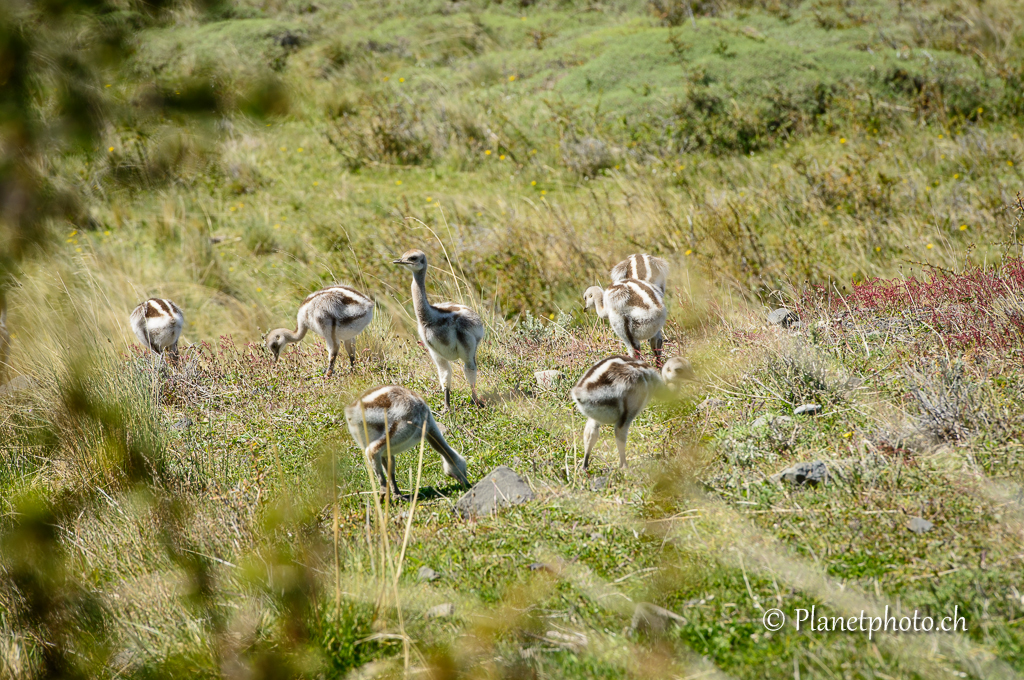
[392,258,406,265]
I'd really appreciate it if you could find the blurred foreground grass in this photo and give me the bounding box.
[3,0,1024,677]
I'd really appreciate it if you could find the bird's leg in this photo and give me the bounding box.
[383,445,406,502]
[344,338,356,368]
[365,440,390,494]
[431,352,453,413]
[614,422,631,468]
[464,361,485,408]
[582,419,601,470]
[651,331,664,368]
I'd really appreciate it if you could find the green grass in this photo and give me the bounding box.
[3,0,1024,677]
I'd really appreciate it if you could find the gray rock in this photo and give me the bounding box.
[172,417,193,430]
[455,466,534,518]
[794,403,822,416]
[0,374,37,397]
[909,517,934,534]
[589,476,609,492]
[630,603,687,635]
[843,376,865,395]
[534,370,565,390]
[777,461,828,486]
[417,566,440,582]
[425,603,455,619]
[752,414,793,429]
[767,308,799,328]
[528,562,555,572]
[698,397,723,412]
[544,629,588,651]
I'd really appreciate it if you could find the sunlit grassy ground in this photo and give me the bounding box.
[3,0,1024,677]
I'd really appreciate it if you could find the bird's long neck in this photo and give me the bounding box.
[410,269,439,324]
[284,320,308,345]
[593,290,608,319]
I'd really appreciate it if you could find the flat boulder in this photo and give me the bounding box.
[908,517,934,534]
[631,603,687,635]
[425,603,455,619]
[455,466,534,518]
[775,461,828,486]
[534,370,565,390]
[794,403,822,416]
[767,308,799,328]
[417,566,440,582]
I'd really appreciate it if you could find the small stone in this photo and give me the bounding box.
[776,461,828,486]
[630,603,687,635]
[698,397,723,412]
[534,370,565,390]
[417,566,440,582]
[767,308,799,328]
[528,562,554,572]
[752,414,793,429]
[909,517,934,534]
[544,630,588,651]
[455,466,534,518]
[0,374,37,397]
[794,403,822,416]
[842,376,864,396]
[172,417,193,430]
[425,603,455,619]
[589,476,609,492]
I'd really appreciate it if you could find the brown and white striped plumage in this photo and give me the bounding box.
[393,249,486,410]
[266,285,374,377]
[344,385,470,498]
[583,278,667,363]
[129,298,184,356]
[610,254,669,293]
[571,355,693,469]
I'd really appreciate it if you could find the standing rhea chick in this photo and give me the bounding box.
[130,298,184,358]
[345,385,470,499]
[583,278,667,364]
[266,285,374,377]
[393,249,486,410]
[572,355,693,470]
[611,254,669,293]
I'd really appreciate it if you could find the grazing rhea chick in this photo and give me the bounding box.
[583,278,667,364]
[130,298,184,357]
[393,249,486,410]
[611,254,669,293]
[345,385,470,498]
[572,355,693,469]
[266,285,374,377]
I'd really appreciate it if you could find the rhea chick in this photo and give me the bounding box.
[345,385,470,499]
[266,285,374,377]
[130,298,184,358]
[572,355,693,469]
[393,249,486,410]
[583,278,667,364]
[611,254,669,293]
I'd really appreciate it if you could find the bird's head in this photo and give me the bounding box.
[582,286,604,311]
[265,329,290,362]
[661,356,696,385]
[393,249,428,274]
